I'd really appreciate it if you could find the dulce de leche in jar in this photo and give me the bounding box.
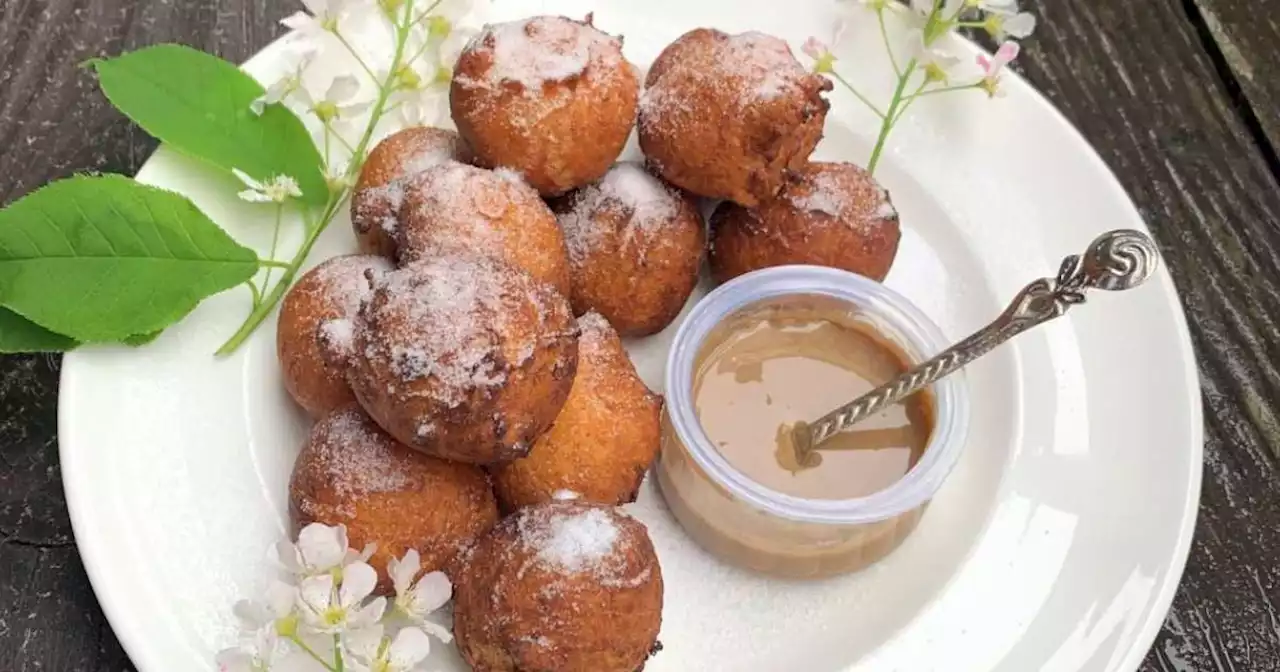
[656,266,970,579]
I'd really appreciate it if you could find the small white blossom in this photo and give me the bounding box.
[271,523,352,576]
[282,0,370,41]
[388,549,453,642]
[977,40,1020,97]
[251,46,318,115]
[216,626,282,672]
[298,74,373,134]
[215,582,296,672]
[347,624,434,672]
[387,19,475,126]
[978,0,1036,40]
[297,562,387,634]
[914,33,960,82]
[233,169,303,204]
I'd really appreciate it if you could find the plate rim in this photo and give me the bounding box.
[56,15,1205,672]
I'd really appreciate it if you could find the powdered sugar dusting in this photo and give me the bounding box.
[560,163,684,265]
[463,16,620,91]
[785,163,899,231]
[358,256,548,408]
[521,506,620,573]
[308,408,413,505]
[789,171,848,217]
[641,29,810,129]
[309,256,390,356]
[319,318,355,353]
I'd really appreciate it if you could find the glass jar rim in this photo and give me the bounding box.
[664,265,971,525]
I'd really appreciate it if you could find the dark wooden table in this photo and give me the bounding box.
[2,0,1277,670]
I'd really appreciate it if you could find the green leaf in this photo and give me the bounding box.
[89,44,328,206]
[123,330,162,347]
[0,174,259,342]
[0,307,78,353]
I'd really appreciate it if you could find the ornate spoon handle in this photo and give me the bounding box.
[794,229,1161,457]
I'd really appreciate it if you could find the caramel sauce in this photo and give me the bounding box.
[693,298,933,500]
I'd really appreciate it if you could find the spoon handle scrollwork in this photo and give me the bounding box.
[797,229,1161,455]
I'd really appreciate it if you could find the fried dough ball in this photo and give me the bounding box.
[450,15,640,196]
[454,502,664,672]
[709,161,902,283]
[342,255,578,465]
[554,163,706,337]
[397,162,571,296]
[278,255,392,418]
[638,29,831,207]
[289,406,499,593]
[350,127,473,259]
[493,313,661,511]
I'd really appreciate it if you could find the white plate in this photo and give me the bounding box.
[58,1,1203,670]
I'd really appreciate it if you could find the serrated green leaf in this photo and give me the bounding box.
[0,307,78,353]
[90,44,327,206]
[0,174,259,342]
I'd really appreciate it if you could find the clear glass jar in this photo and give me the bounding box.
[656,266,970,579]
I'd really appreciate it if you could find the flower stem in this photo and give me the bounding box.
[333,634,345,672]
[867,59,919,175]
[217,197,340,355]
[262,204,284,288]
[245,280,261,309]
[214,0,419,356]
[288,634,338,672]
[876,9,901,77]
[892,80,929,125]
[830,71,885,119]
[911,81,984,98]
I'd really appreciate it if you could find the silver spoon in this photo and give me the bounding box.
[787,229,1162,468]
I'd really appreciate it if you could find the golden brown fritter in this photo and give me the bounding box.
[709,161,902,283]
[493,313,661,511]
[554,162,705,337]
[341,254,578,465]
[350,127,473,259]
[277,255,391,418]
[397,162,571,296]
[453,502,664,672]
[451,15,640,196]
[289,406,499,593]
[638,29,831,206]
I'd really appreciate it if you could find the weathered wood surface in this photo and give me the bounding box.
[1190,0,1280,164]
[2,0,1279,670]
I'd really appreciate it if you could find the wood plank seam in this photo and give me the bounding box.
[1180,0,1280,182]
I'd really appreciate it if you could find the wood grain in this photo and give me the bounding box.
[1189,0,1280,168]
[0,2,290,670]
[2,0,1280,670]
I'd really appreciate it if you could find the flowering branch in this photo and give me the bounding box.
[806,0,1037,175]
[215,0,471,356]
[217,523,452,672]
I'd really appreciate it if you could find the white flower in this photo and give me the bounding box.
[978,0,1036,40]
[387,18,475,127]
[271,523,353,576]
[977,40,1020,97]
[216,626,282,672]
[233,169,303,204]
[298,74,373,133]
[347,624,434,672]
[296,561,387,634]
[914,33,960,82]
[282,0,368,41]
[215,582,296,672]
[251,46,318,115]
[388,549,453,641]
